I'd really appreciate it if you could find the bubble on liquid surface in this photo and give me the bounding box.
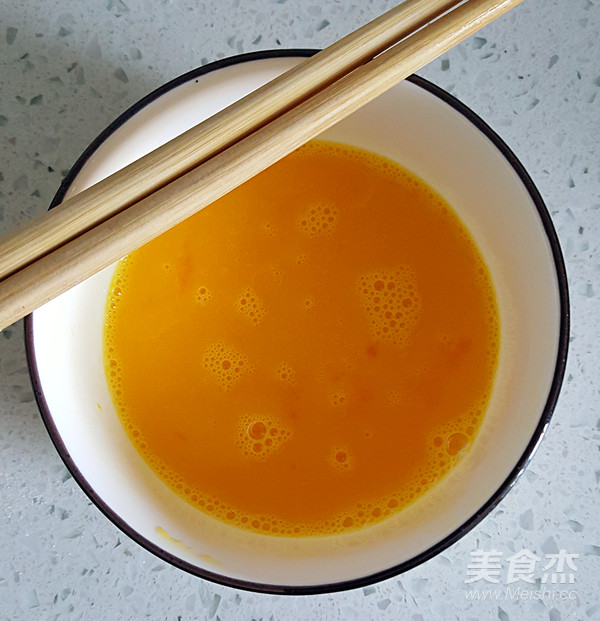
[302,296,315,311]
[330,446,353,472]
[446,432,469,456]
[388,390,401,405]
[298,201,339,238]
[329,389,346,407]
[359,267,421,346]
[271,265,282,284]
[276,362,295,384]
[201,342,250,390]
[235,288,266,326]
[236,414,291,460]
[195,286,212,305]
[263,222,276,237]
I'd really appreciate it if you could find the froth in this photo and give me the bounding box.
[359,267,421,346]
[236,413,292,461]
[298,202,339,238]
[276,362,295,384]
[329,389,346,407]
[201,342,251,390]
[235,288,266,326]
[104,260,131,330]
[302,297,315,311]
[330,446,353,472]
[271,265,282,284]
[195,286,212,305]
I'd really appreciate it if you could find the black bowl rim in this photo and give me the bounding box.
[24,49,569,596]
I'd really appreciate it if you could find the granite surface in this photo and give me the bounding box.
[0,0,599,619]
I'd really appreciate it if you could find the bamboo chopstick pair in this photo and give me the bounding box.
[0,0,522,331]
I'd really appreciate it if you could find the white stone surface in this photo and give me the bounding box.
[0,0,598,619]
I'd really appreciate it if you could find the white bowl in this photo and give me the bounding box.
[26,51,568,594]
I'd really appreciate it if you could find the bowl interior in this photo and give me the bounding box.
[28,54,565,592]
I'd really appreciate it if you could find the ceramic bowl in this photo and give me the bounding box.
[25,50,568,594]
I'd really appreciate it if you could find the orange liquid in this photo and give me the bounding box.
[104,140,499,537]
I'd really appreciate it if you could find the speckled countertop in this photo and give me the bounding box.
[0,0,598,619]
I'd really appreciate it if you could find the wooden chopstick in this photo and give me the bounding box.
[0,0,522,331]
[0,0,463,282]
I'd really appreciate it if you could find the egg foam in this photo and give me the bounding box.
[103,139,499,537]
